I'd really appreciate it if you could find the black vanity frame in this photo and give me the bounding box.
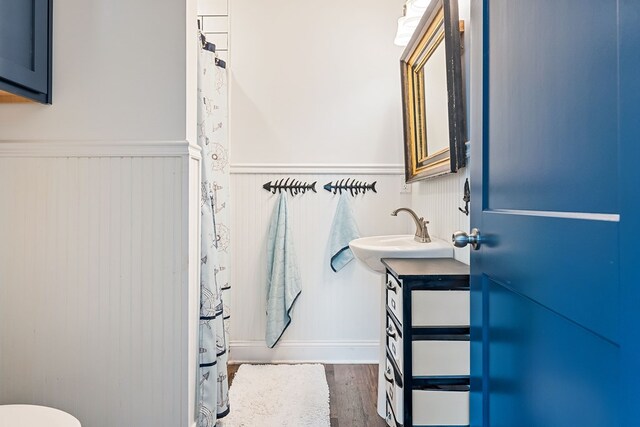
[383,258,470,427]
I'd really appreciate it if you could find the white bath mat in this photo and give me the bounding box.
[218,364,330,427]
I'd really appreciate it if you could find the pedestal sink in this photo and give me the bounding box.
[349,235,454,418]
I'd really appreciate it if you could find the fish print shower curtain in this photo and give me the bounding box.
[197,42,231,425]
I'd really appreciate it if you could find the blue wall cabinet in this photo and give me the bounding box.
[0,0,52,103]
[469,0,640,425]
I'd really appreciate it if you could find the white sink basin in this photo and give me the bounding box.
[349,235,454,273]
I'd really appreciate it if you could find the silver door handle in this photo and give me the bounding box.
[452,228,482,250]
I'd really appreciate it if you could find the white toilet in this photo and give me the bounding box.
[0,405,80,427]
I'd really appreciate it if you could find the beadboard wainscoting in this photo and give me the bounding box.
[0,142,201,427]
[229,165,410,363]
[410,168,471,264]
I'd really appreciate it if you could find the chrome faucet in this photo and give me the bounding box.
[391,208,431,243]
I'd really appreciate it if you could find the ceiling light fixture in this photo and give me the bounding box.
[394,0,430,46]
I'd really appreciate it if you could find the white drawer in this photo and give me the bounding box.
[386,316,403,373]
[385,358,404,424]
[388,326,470,379]
[413,340,470,377]
[412,290,470,327]
[387,381,470,426]
[386,274,403,325]
[413,386,469,426]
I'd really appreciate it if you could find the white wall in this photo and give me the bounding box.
[0,1,200,426]
[409,0,472,265]
[230,0,406,164]
[227,0,411,362]
[0,0,193,142]
[230,168,410,363]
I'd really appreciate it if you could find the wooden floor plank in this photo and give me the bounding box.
[225,363,385,426]
[360,364,385,426]
[325,364,341,427]
[334,364,368,426]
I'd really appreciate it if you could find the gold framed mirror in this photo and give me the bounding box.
[400,0,466,182]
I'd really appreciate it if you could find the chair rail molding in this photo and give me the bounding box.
[230,163,404,175]
[0,140,201,158]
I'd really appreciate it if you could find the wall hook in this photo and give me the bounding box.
[323,178,377,196]
[262,178,317,196]
[459,178,470,216]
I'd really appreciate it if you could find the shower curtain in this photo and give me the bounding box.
[197,43,231,426]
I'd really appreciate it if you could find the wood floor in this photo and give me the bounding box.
[228,364,387,427]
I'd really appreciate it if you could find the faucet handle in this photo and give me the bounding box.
[416,218,431,243]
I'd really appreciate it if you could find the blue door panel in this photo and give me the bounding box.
[482,211,619,342]
[487,0,618,214]
[486,278,619,427]
[472,0,631,423]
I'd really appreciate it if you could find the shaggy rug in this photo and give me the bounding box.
[218,364,330,427]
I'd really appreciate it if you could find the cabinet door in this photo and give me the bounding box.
[0,0,50,94]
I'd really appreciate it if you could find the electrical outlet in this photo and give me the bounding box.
[401,182,412,194]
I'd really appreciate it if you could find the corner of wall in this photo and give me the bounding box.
[409,167,471,265]
[186,0,199,146]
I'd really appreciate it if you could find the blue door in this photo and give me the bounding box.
[468,0,640,425]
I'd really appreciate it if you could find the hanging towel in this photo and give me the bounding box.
[266,193,302,348]
[328,193,361,272]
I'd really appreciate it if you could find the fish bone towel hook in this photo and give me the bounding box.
[323,178,377,196]
[263,178,317,196]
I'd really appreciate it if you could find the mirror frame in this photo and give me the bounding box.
[400,0,466,182]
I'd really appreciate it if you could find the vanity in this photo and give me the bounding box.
[349,234,470,424]
[382,258,470,427]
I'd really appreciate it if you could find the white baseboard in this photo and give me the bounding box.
[229,340,379,364]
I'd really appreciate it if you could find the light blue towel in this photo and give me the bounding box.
[266,193,302,348]
[328,193,361,272]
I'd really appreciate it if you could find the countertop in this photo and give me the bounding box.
[381,258,469,280]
